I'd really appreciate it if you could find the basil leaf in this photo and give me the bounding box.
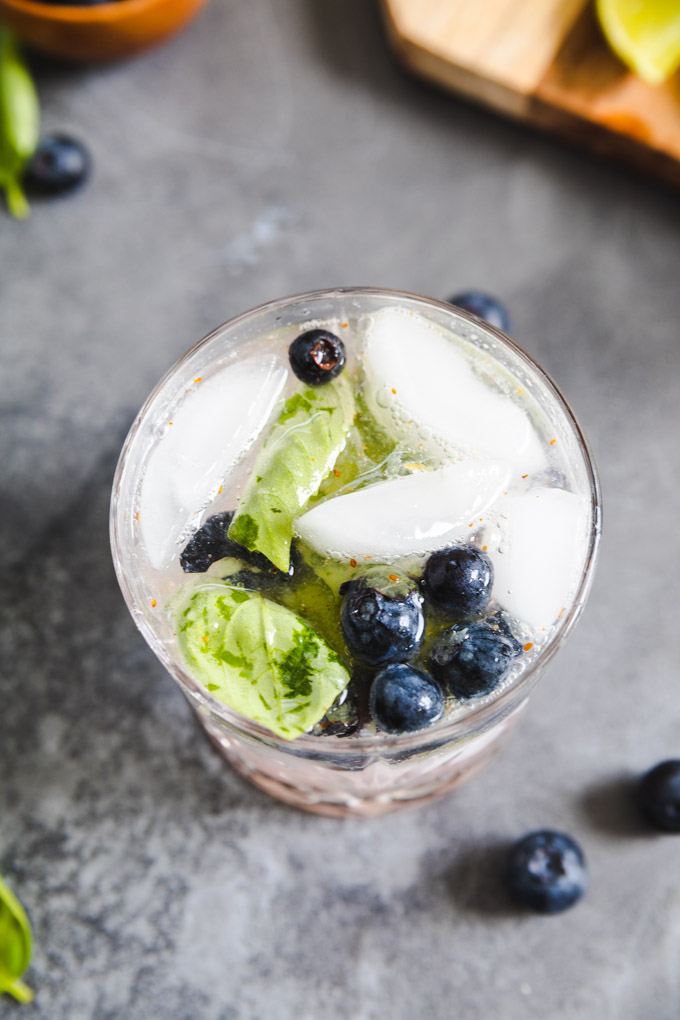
[229,377,353,571]
[0,875,33,1004]
[0,28,39,220]
[178,584,350,740]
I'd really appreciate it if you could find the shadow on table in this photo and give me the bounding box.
[577,774,654,840]
[445,841,519,919]
[299,0,680,215]
[297,0,500,139]
[298,0,399,90]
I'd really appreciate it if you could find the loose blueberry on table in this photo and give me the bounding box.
[447,290,510,333]
[24,134,91,196]
[506,830,587,913]
[639,760,680,832]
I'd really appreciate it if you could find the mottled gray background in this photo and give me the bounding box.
[2,1,680,1017]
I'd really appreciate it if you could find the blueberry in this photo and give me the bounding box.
[447,290,510,333]
[486,609,524,657]
[289,329,346,386]
[429,622,519,699]
[639,760,680,832]
[506,830,587,914]
[340,580,424,667]
[370,664,444,734]
[222,566,289,591]
[24,134,91,196]
[423,545,493,617]
[180,510,293,580]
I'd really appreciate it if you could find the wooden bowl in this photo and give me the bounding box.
[0,0,209,62]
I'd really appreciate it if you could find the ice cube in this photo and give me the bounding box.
[363,308,546,476]
[485,487,590,633]
[139,356,287,569]
[296,459,511,560]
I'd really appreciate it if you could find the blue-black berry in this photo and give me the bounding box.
[506,830,587,914]
[486,609,524,657]
[639,760,680,832]
[423,545,493,618]
[180,510,293,582]
[25,134,91,195]
[370,663,444,734]
[429,621,519,699]
[447,290,510,333]
[289,329,346,386]
[340,580,424,667]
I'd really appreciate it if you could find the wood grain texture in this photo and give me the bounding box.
[382,0,587,104]
[382,0,680,187]
[535,3,680,183]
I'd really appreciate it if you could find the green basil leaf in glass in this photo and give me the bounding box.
[229,376,354,572]
[0,28,39,220]
[178,583,350,739]
[0,874,34,1003]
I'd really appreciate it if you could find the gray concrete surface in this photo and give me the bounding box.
[2,1,680,1017]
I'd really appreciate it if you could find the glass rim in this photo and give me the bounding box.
[110,286,602,755]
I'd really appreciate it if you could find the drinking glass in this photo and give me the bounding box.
[110,288,601,817]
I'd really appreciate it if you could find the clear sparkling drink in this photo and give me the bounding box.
[111,289,601,816]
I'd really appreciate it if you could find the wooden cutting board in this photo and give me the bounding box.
[381,0,680,188]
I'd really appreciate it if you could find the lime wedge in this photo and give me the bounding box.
[597,0,680,86]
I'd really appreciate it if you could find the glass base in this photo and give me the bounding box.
[200,705,524,817]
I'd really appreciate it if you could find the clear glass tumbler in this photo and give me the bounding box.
[110,288,601,817]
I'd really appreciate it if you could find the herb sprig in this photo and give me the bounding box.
[0,874,33,1003]
[0,27,39,219]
